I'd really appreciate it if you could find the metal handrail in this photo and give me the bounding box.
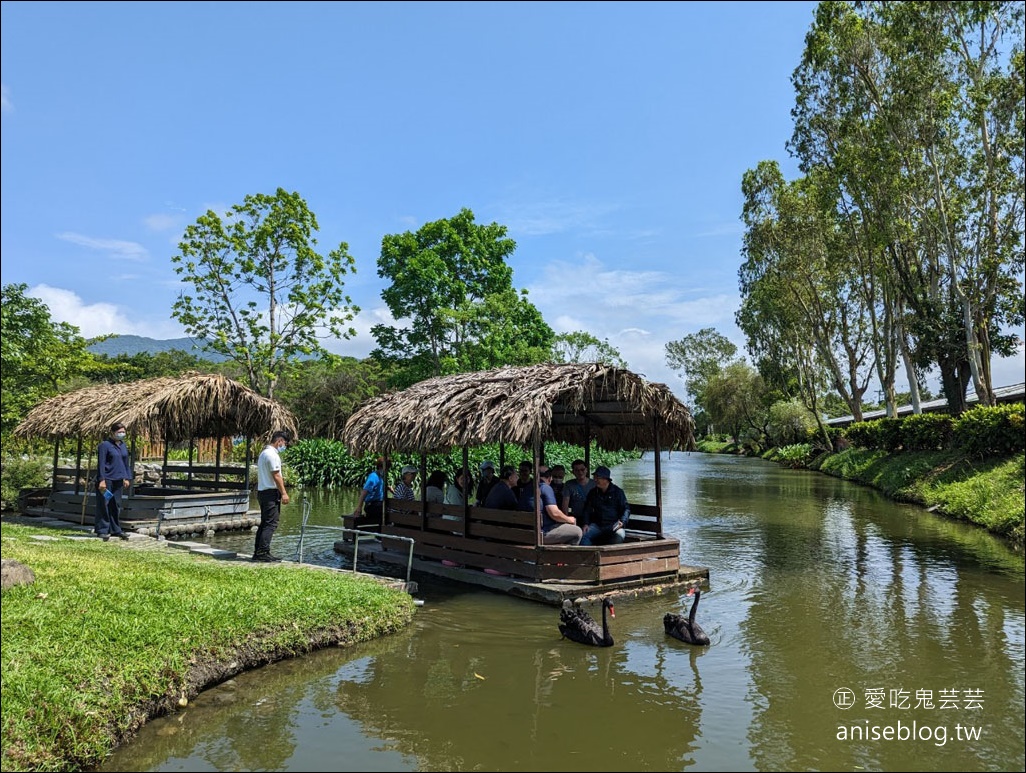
[297,502,416,590]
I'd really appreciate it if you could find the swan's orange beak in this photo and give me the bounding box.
[609,604,615,617]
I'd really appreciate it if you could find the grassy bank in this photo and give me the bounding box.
[0,522,416,772]
[813,448,1025,547]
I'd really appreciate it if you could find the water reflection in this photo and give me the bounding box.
[99,453,1025,772]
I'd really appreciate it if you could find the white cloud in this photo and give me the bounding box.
[498,198,620,237]
[143,213,182,232]
[525,252,743,400]
[56,232,149,261]
[27,285,184,339]
[320,304,400,359]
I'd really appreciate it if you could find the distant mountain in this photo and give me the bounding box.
[87,335,228,362]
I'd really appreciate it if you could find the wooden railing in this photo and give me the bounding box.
[365,500,679,584]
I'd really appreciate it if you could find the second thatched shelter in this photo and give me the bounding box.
[15,371,297,444]
[13,372,298,535]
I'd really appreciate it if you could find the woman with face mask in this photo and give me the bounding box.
[95,422,133,541]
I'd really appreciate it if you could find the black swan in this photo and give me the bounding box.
[559,598,615,647]
[664,587,710,646]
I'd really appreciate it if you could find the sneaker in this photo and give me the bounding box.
[252,554,282,563]
[117,533,130,541]
[101,535,110,542]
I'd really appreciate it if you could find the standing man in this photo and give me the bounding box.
[353,456,385,523]
[253,430,291,562]
[579,466,630,546]
[95,421,132,542]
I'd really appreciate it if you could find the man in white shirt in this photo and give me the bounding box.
[253,430,291,562]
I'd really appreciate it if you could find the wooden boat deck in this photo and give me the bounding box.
[18,486,259,537]
[336,500,709,605]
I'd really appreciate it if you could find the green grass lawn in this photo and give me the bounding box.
[0,522,415,772]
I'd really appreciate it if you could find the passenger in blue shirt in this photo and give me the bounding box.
[95,422,133,541]
[538,466,582,545]
[353,456,385,522]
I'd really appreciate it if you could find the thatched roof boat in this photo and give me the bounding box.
[336,364,703,599]
[342,363,695,454]
[14,372,298,443]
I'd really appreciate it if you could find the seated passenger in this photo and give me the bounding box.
[579,466,629,546]
[483,465,520,510]
[562,459,595,522]
[424,470,447,503]
[513,460,533,502]
[444,468,472,506]
[549,464,566,504]
[538,466,582,545]
[393,465,418,501]
[476,460,499,505]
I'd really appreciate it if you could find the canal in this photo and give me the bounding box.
[98,452,1025,772]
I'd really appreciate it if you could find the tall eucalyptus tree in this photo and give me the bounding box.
[739,161,875,424]
[790,0,1024,414]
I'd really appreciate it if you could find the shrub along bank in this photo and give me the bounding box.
[714,404,1026,548]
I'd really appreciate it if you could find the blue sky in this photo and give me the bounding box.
[3,1,1022,398]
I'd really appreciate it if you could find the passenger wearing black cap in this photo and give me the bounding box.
[475,460,499,505]
[579,465,630,546]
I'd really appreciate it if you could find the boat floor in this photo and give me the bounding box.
[338,537,709,606]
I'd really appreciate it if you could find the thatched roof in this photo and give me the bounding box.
[342,363,695,454]
[14,372,298,443]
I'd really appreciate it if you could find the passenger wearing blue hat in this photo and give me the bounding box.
[579,466,630,546]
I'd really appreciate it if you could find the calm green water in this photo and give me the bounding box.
[99,453,1025,772]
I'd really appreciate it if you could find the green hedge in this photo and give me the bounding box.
[953,403,1025,457]
[841,404,1023,457]
[282,439,642,489]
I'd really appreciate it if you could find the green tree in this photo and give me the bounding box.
[738,162,875,421]
[274,355,389,439]
[551,331,628,368]
[372,208,552,387]
[791,1,1024,414]
[83,349,212,384]
[664,327,741,408]
[703,361,770,448]
[0,283,96,438]
[171,188,358,398]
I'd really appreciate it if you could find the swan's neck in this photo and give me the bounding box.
[688,591,700,626]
